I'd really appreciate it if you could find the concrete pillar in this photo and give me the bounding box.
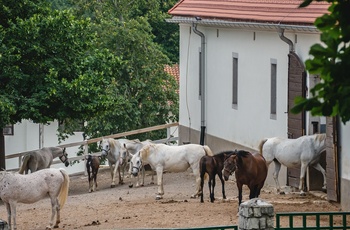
[238,198,274,230]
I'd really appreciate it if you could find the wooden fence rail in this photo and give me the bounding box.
[5,122,178,172]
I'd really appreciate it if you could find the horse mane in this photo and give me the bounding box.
[236,150,250,168]
[215,150,236,158]
[139,144,153,159]
[108,138,121,150]
[315,133,326,142]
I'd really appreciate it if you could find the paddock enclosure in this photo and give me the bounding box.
[0,167,342,230]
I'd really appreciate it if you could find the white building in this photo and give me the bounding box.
[168,0,350,210]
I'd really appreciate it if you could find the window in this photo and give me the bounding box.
[270,59,277,119]
[232,53,238,109]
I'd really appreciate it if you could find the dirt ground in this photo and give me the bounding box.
[0,167,342,230]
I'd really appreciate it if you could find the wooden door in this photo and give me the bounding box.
[287,52,306,188]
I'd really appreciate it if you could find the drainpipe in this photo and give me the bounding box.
[192,21,206,145]
[278,28,294,52]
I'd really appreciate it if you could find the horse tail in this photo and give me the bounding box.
[18,154,31,174]
[199,156,209,181]
[58,168,70,209]
[203,145,214,156]
[258,139,268,155]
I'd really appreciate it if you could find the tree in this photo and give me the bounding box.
[1,0,179,142]
[0,1,123,129]
[292,0,350,124]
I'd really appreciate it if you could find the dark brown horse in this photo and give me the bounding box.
[223,150,268,206]
[86,155,100,193]
[200,150,236,203]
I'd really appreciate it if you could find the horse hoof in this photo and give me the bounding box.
[299,192,306,196]
[156,195,163,200]
[111,184,116,188]
[279,191,285,195]
[129,184,133,188]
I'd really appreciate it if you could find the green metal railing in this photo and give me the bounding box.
[276,212,350,230]
[140,226,238,230]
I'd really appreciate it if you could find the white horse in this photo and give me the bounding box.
[0,168,70,230]
[259,133,327,195]
[101,138,127,187]
[18,147,69,174]
[120,139,154,187]
[130,143,214,200]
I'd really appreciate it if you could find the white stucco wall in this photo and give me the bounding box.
[179,24,321,150]
[340,124,350,179]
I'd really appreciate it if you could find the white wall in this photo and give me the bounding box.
[5,120,85,174]
[179,24,321,150]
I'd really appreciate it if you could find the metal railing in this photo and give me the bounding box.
[140,226,238,230]
[275,212,350,230]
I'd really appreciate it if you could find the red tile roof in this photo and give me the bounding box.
[164,64,180,85]
[168,0,329,25]
[164,64,180,93]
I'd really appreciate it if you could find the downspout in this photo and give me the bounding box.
[278,28,294,52]
[192,21,206,145]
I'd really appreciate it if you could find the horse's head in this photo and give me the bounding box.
[223,155,237,181]
[59,148,70,167]
[129,151,142,177]
[120,143,132,164]
[101,138,110,157]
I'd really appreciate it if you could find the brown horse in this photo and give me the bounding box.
[223,150,267,206]
[86,155,100,193]
[199,150,236,203]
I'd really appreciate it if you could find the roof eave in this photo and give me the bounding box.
[166,16,319,33]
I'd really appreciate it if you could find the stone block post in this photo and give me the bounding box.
[238,198,274,230]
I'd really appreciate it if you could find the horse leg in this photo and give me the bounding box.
[109,163,116,188]
[190,165,202,198]
[5,202,12,230]
[211,176,216,202]
[87,169,92,193]
[218,171,226,199]
[155,167,164,200]
[118,166,124,185]
[299,163,308,196]
[208,177,213,202]
[200,173,205,203]
[273,160,283,194]
[47,196,59,229]
[237,182,243,207]
[141,166,145,186]
[249,185,259,199]
[312,163,327,191]
[93,170,98,191]
[150,169,155,185]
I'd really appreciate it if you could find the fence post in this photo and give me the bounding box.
[238,198,274,230]
[83,141,88,176]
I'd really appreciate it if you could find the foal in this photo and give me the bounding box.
[86,155,100,193]
[199,150,236,203]
[223,150,267,206]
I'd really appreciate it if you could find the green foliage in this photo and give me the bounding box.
[0,0,179,143]
[292,0,350,124]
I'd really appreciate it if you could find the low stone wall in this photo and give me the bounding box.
[238,198,274,230]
